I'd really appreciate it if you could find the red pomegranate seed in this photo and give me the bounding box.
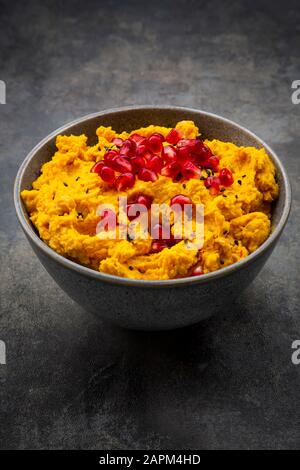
[181,161,201,179]
[170,194,192,207]
[147,133,163,154]
[199,144,212,160]
[191,139,205,155]
[151,241,168,253]
[191,264,203,276]
[114,172,135,191]
[204,176,213,188]
[219,168,234,187]
[147,155,163,173]
[136,144,148,156]
[136,194,153,208]
[160,161,181,179]
[129,133,145,144]
[100,166,115,184]
[166,128,181,145]
[141,150,154,161]
[177,139,203,152]
[120,139,136,157]
[205,176,220,195]
[205,155,220,171]
[131,156,147,173]
[176,139,191,148]
[112,137,123,147]
[176,145,190,164]
[163,145,177,162]
[110,156,133,173]
[104,150,118,164]
[138,168,158,182]
[90,160,105,174]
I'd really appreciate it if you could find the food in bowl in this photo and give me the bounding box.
[21,120,278,280]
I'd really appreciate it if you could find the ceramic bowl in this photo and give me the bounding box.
[14,106,291,330]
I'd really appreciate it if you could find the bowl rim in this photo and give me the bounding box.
[14,105,292,288]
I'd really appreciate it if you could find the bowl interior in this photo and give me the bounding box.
[18,107,287,238]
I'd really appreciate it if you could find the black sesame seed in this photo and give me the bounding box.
[76,176,80,181]
[234,240,239,246]
[238,180,242,185]
[63,182,68,187]
[129,266,134,271]
[182,183,186,189]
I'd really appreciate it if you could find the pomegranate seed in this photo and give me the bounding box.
[120,139,136,157]
[176,145,190,164]
[181,161,201,179]
[129,133,145,144]
[100,166,115,184]
[163,145,177,162]
[219,168,234,187]
[104,150,118,164]
[147,155,163,173]
[131,156,147,173]
[199,144,212,160]
[136,194,153,208]
[112,137,123,147]
[170,194,192,207]
[191,139,205,155]
[151,241,168,253]
[176,139,192,148]
[114,172,135,191]
[166,128,181,145]
[204,176,213,188]
[210,177,220,195]
[161,161,181,180]
[138,168,158,182]
[191,264,203,276]
[136,144,148,156]
[110,156,133,173]
[177,139,203,152]
[147,133,163,154]
[90,160,105,174]
[205,155,220,171]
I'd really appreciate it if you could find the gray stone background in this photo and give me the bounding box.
[0,0,299,450]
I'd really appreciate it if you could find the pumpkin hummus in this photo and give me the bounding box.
[21,121,278,280]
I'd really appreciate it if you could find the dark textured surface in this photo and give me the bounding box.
[0,0,299,449]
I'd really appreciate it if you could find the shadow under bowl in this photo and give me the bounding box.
[14,106,291,330]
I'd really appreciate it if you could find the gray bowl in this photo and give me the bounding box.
[14,106,291,330]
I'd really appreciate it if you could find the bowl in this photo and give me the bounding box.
[14,106,291,330]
